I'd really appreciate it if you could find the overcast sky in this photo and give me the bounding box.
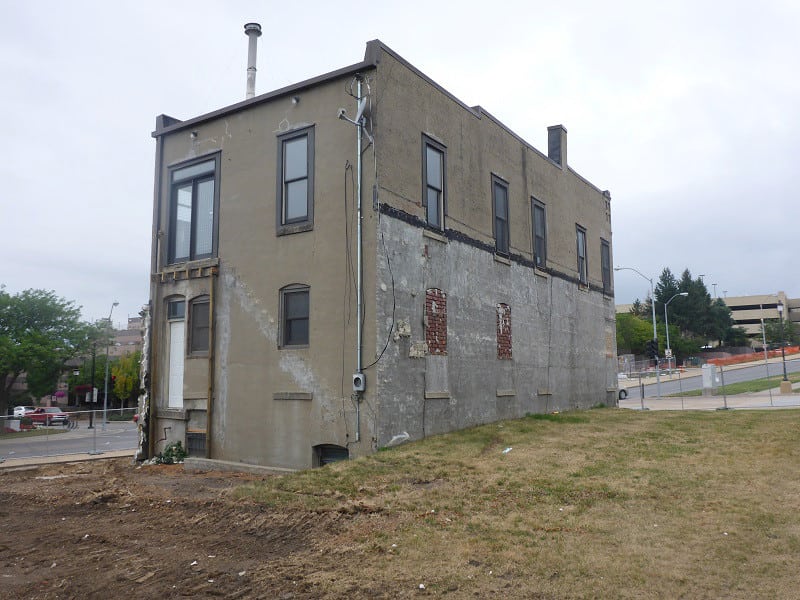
[1,0,797,327]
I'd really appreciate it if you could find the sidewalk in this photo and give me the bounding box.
[0,448,136,469]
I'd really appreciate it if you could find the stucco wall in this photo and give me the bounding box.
[374,215,618,447]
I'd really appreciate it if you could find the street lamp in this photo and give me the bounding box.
[664,292,688,370]
[615,266,661,398]
[102,301,119,431]
[777,301,789,386]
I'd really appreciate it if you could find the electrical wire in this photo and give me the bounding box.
[363,215,396,371]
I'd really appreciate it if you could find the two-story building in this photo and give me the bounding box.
[141,37,617,469]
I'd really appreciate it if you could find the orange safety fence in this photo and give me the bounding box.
[707,347,800,367]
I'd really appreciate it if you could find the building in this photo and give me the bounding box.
[723,292,798,343]
[109,315,145,358]
[143,36,617,469]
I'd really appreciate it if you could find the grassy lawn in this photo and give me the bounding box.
[671,371,800,397]
[235,408,800,598]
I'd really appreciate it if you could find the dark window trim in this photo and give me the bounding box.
[532,197,547,269]
[422,134,446,230]
[491,174,510,256]
[279,284,310,348]
[166,152,221,266]
[167,298,186,321]
[276,126,315,236]
[576,225,588,285]
[601,238,612,294]
[188,296,210,355]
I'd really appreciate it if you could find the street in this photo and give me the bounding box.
[621,357,800,400]
[0,421,138,461]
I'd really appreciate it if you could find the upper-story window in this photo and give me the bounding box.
[492,175,509,255]
[576,225,588,284]
[168,155,219,264]
[276,126,315,235]
[601,239,612,294]
[532,199,547,268]
[422,135,446,230]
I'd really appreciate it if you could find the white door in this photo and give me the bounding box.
[168,320,185,408]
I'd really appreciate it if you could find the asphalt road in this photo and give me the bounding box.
[0,421,139,460]
[622,357,800,400]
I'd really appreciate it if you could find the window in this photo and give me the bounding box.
[601,239,612,294]
[492,175,509,255]
[532,199,547,268]
[189,297,210,353]
[496,303,512,360]
[280,285,310,347]
[276,127,315,234]
[576,225,588,284]
[422,135,446,229]
[166,299,185,409]
[168,156,218,264]
[425,288,447,355]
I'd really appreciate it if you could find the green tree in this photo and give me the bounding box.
[112,350,141,409]
[0,287,95,414]
[653,268,680,309]
[616,313,653,355]
[764,319,799,345]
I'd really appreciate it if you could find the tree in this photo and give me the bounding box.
[0,287,95,414]
[764,319,799,346]
[616,313,652,355]
[112,350,141,409]
[653,268,679,309]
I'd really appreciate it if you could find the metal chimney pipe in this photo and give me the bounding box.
[244,22,262,99]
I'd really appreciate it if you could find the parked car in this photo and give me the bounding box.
[27,407,70,426]
[13,406,35,418]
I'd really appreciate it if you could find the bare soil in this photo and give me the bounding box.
[0,459,369,599]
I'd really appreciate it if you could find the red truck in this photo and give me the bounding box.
[26,407,70,427]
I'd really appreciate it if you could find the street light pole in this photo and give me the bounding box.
[102,301,119,431]
[615,266,660,399]
[777,301,789,386]
[664,292,689,371]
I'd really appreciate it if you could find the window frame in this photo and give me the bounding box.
[167,154,220,265]
[576,225,588,285]
[422,135,446,230]
[601,238,612,294]
[279,284,310,348]
[276,126,315,236]
[532,198,547,268]
[189,296,210,355]
[492,174,510,256]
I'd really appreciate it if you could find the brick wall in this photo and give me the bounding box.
[496,303,512,359]
[425,288,448,355]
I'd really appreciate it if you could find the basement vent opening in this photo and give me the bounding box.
[313,444,349,467]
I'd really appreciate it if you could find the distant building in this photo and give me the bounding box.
[109,315,144,357]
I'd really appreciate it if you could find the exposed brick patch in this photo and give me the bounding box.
[425,288,447,355]
[496,303,512,359]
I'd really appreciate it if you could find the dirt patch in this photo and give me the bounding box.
[0,459,367,599]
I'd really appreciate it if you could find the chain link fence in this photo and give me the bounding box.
[0,407,139,462]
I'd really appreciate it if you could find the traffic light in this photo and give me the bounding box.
[646,339,659,359]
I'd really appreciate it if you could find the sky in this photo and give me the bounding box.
[1,0,798,327]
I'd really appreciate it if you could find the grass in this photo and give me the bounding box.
[0,427,69,439]
[233,408,800,598]
[670,371,800,397]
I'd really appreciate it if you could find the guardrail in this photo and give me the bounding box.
[0,408,139,462]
